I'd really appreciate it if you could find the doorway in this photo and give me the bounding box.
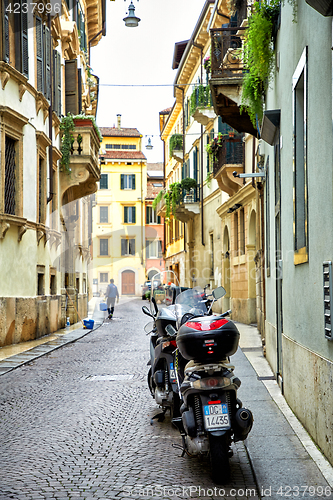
[122,270,135,295]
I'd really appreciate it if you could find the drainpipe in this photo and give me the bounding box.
[47,13,53,204]
[141,160,144,266]
[201,124,205,246]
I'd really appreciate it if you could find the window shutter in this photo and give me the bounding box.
[124,206,128,223]
[4,0,10,63]
[157,215,161,225]
[121,239,127,256]
[65,60,79,114]
[120,174,124,190]
[132,174,136,190]
[158,240,162,257]
[56,51,62,116]
[132,207,136,224]
[193,148,197,182]
[146,239,149,259]
[36,17,44,93]
[44,25,51,100]
[129,239,135,255]
[78,68,82,114]
[21,6,29,77]
[146,206,149,224]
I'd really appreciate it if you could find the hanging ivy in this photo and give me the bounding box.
[241,0,280,127]
[60,113,75,175]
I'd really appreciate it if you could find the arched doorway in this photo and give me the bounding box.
[122,270,135,295]
[148,269,158,281]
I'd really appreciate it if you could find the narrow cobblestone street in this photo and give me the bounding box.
[0,298,258,500]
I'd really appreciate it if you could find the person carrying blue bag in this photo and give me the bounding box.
[105,279,119,319]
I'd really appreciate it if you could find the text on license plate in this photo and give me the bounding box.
[203,403,229,429]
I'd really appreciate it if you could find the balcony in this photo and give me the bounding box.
[174,187,200,223]
[210,27,257,137]
[60,118,101,205]
[169,134,183,162]
[213,136,244,196]
[190,84,215,126]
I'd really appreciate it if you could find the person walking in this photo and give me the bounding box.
[105,279,119,319]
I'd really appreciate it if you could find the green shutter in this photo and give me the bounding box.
[129,239,135,255]
[44,25,51,100]
[21,5,28,77]
[36,17,43,93]
[124,206,128,223]
[120,174,124,189]
[132,174,136,190]
[146,206,149,224]
[65,60,79,114]
[121,239,127,256]
[132,207,136,224]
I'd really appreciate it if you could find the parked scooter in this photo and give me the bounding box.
[170,285,253,484]
[142,271,187,421]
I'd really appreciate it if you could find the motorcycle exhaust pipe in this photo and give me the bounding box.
[234,408,253,440]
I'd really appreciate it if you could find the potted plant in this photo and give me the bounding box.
[169,134,183,157]
[181,177,197,192]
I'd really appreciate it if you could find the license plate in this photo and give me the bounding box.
[203,403,229,430]
[169,363,176,382]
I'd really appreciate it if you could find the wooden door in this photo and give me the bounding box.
[122,270,135,295]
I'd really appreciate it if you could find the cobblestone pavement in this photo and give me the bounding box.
[0,298,259,500]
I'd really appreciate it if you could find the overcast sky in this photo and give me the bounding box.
[91,0,207,163]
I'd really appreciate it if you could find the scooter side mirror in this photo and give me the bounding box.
[142,305,154,318]
[151,296,158,316]
[144,321,155,334]
[212,286,226,300]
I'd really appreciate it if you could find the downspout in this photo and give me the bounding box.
[47,13,53,204]
[141,160,144,266]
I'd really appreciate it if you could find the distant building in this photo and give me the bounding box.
[145,163,165,281]
[92,116,147,296]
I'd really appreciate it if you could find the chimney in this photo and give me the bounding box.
[117,114,121,130]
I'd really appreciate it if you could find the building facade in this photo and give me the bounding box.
[145,163,165,281]
[0,0,105,346]
[92,117,147,296]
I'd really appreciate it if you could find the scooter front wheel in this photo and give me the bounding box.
[208,433,231,484]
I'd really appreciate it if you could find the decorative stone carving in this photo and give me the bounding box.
[37,230,44,244]
[0,221,10,239]
[1,70,10,90]
[18,225,27,242]
[18,83,27,102]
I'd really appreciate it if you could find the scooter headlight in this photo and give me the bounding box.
[192,376,231,390]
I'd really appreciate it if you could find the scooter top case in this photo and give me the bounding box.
[176,315,240,362]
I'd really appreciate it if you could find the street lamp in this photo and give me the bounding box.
[123,1,141,27]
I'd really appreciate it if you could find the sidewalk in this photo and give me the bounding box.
[235,322,333,498]
[0,305,332,498]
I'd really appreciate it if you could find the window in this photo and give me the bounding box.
[105,144,136,150]
[100,206,108,223]
[293,47,308,264]
[3,0,29,77]
[146,239,162,258]
[210,233,214,276]
[146,206,161,224]
[100,273,108,283]
[38,157,46,224]
[234,212,239,256]
[124,206,136,224]
[36,17,51,100]
[121,174,136,190]
[100,239,109,256]
[100,174,108,189]
[265,158,271,275]
[5,136,17,215]
[153,183,163,187]
[50,268,56,295]
[37,266,45,296]
[121,238,135,256]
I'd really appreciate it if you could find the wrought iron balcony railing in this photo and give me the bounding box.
[190,85,213,115]
[180,186,200,204]
[211,27,247,79]
[213,136,244,176]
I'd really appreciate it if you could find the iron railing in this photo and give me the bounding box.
[190,85,213,116]
[179,186,200,204]
[5,136,16,215]
[210,27,247,79]
[213,136,244,177]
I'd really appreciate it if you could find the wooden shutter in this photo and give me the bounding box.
[78,67,82,114]
[3,0,10,63]
[21,6,28,77]
[129,239,135,255]
[193,147,197,182]
[146,205,149,224]
[36,17,43,93]
[124,206,128,223]
[158,240,162,257]
[132,174,136,190]
[146,239,149,258]
[54,51,62,116]
[65,60,79,115]
[132,207,136,224]
[120,174,124,189]
[44,25,51,100]
[121,239,127,256]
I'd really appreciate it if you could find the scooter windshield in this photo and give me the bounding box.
[149,270,180,315]
[174,287,208,320]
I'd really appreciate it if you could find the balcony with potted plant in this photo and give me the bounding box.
[153,178,200,223]
[208,131,245,196]
[190,84,215,126]
[59,113,102,205]
[169,133,183,162]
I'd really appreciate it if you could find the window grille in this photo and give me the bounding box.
[5,136,16,215]
[38,157,43,223]
[323,261,333,341]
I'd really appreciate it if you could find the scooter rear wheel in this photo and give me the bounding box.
[209,433,231,484]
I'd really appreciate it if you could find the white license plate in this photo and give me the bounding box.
[203,403,229,430]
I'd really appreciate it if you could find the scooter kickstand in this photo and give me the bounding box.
[150,409,167,424]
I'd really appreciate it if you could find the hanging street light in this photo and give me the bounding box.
[145,137,153,150]
[123,1,141,27]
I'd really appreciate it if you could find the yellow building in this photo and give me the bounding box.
[92,116,147,296]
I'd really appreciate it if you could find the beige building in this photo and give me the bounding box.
[92,117,147,296]
[0,0,105,345]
